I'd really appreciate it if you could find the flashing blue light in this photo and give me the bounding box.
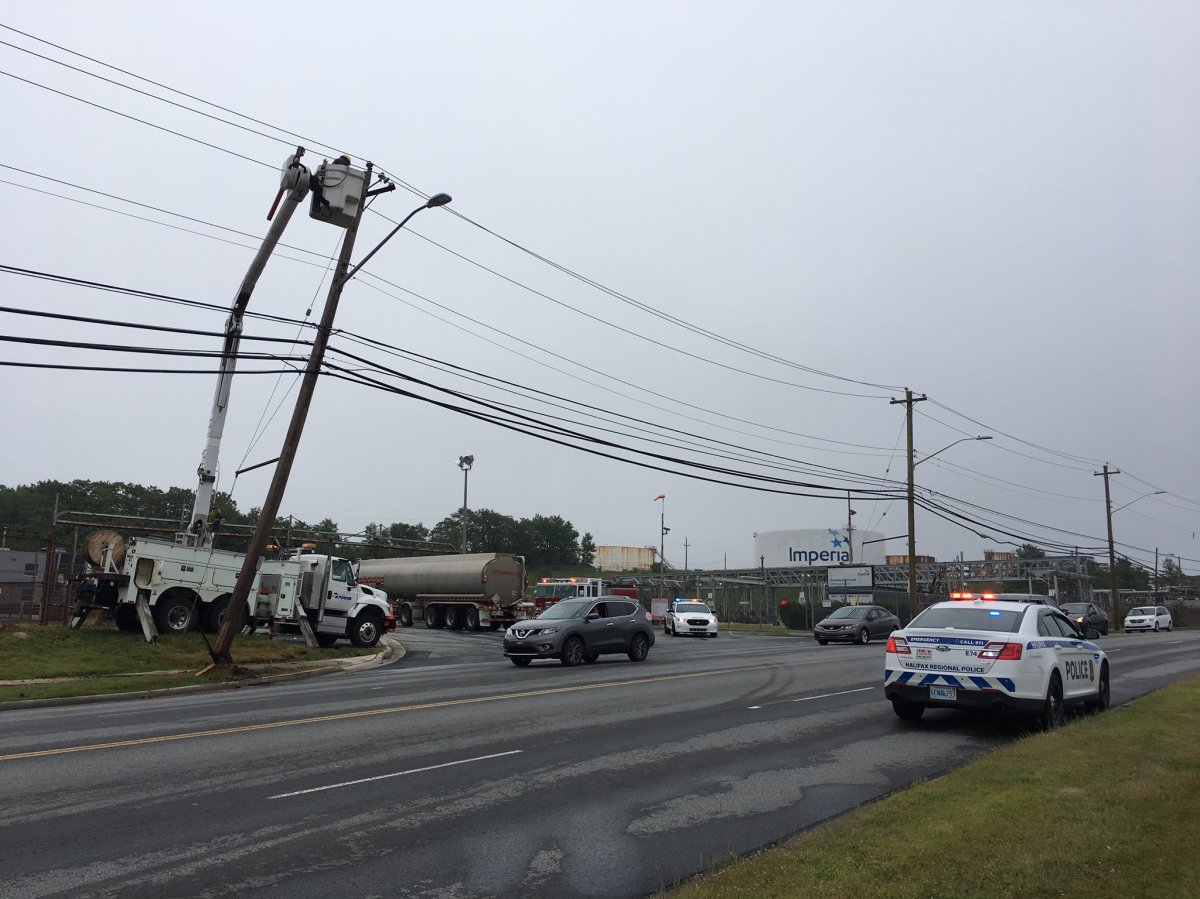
[988,610,1002,617]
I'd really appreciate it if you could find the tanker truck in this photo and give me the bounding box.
[356,553,528,630]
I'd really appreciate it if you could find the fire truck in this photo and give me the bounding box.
[532,577,640,612]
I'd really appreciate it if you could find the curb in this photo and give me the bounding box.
[0,635,406,712]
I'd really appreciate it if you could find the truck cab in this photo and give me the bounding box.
[266,551,394,647]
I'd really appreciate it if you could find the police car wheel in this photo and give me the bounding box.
[1090,662,1110,713]
[892,699,925,721]
[1038,673,1065,730]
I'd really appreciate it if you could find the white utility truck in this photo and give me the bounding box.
[76,150,394,646]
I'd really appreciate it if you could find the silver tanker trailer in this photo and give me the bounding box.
[356,553,528,631]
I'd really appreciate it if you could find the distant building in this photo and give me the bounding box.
[596,545,657,571]
[984,550,1016,561]
[885,554,937,565]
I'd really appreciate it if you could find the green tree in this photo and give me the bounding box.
[578,532,596,568]
[1015,543,1046,559]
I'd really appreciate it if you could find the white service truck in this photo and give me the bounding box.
[97,536,393,647]
[74,149,395,647]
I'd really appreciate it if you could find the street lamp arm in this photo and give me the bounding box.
[341,192,452,284]
[914,435,992,467]
[1112,490,1165,514]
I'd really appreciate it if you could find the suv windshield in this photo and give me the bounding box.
[535,600,591,620]
[827,606,868,619]
[674,603,710,614]
[1060,604,1087,614]
[909,606,1024,633]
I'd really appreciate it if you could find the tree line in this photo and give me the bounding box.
[0,479,596,570]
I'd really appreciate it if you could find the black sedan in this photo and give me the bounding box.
[814,604,901,645]
[1059,601,1109,637]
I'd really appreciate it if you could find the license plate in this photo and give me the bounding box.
[930,686,957,701]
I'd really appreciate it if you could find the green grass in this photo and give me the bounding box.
[0,624,379,702]
[668,674,1200,899]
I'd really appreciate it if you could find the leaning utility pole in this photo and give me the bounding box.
[210,164,376,664]
[890,388,926,622]
[1094,463,1120,630]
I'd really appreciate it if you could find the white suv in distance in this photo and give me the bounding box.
[664,601,719,638]
[1123,605,1173,633]
[884,597,1109,728]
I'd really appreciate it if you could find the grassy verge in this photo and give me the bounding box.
[0,624,379,703]
[670,674,1200,899]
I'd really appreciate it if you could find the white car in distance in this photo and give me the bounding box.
[1123,605,1173,633]
[664,601,719,638]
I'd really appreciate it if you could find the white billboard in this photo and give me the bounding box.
[753,529,886,568]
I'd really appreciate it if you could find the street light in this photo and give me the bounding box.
[1103,488,1164,627]
[655,494,667,599]
[211,185,452,664]
[915,435,992,467]
[458,455,474,553]
[905,434,991,621]
[1112,490,1165,515]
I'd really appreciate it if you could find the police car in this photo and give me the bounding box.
[884,594,1109,728]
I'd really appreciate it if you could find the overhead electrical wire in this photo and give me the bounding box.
[3,24,1195,548]
[0,296,906,492]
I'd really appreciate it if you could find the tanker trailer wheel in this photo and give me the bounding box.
[424,606,441,628]
[316,633,340,648]
[155,590,198,635]
[350,611,383,648]
[445,606,463,630]
[114,604,140,633]
[465,607,481,631]
[398,604,413,627]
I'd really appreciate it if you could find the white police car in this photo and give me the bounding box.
[664,600,719,637]
[884,595,1109,728]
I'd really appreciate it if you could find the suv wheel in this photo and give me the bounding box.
[628,632,650,662]
[560,635,585,667]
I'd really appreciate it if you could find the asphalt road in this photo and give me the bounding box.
[2,627,1198,898]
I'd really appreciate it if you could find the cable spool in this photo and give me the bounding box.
[83,530,126,569]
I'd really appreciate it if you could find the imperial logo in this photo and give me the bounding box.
[789,528,851,564]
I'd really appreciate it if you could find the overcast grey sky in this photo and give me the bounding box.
[2,1,1197,572]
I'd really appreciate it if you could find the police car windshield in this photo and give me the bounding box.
[909,606,1023,633]
[827,606,868,619]
[535,600,590,620]
[674,603,710,614]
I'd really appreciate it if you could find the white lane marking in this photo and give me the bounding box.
[269,749,523,800]
[791,686,875,702]
[747,705,762,709]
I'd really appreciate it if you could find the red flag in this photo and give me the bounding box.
[654,494,666,501]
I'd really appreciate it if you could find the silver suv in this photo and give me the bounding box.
[504,597,655,667]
